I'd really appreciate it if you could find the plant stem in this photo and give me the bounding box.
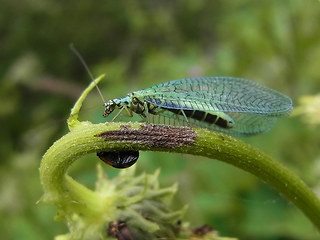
[40,121,320,229]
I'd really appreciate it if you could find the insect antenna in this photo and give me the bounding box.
[69,43,106,104]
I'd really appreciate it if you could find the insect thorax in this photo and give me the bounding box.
[129,94,148,117]
[104,94,151,118]
[124,93,158,117]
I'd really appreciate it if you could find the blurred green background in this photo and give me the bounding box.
[1,0,320,239]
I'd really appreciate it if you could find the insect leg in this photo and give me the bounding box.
[123,106,133,117]
[180,110,190,123]
[111,107,124,122]
[111,106,133,122]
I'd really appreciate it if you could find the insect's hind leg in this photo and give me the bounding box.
[180,110,189,123]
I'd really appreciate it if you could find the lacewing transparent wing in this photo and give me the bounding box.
[104,76,293,136]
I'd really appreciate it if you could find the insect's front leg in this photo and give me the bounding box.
[123,106,133,117]
[111,106,133,122]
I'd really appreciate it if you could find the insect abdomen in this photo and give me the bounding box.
[165,108,233,129]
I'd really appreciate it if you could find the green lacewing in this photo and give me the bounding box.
[104,76,293,137]
[72,46,292,168]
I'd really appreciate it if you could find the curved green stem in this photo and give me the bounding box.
[40,75,320,232]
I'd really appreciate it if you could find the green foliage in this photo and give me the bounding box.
[1,1,320,239]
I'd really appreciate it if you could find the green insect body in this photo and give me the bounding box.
[104,76,293,136]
